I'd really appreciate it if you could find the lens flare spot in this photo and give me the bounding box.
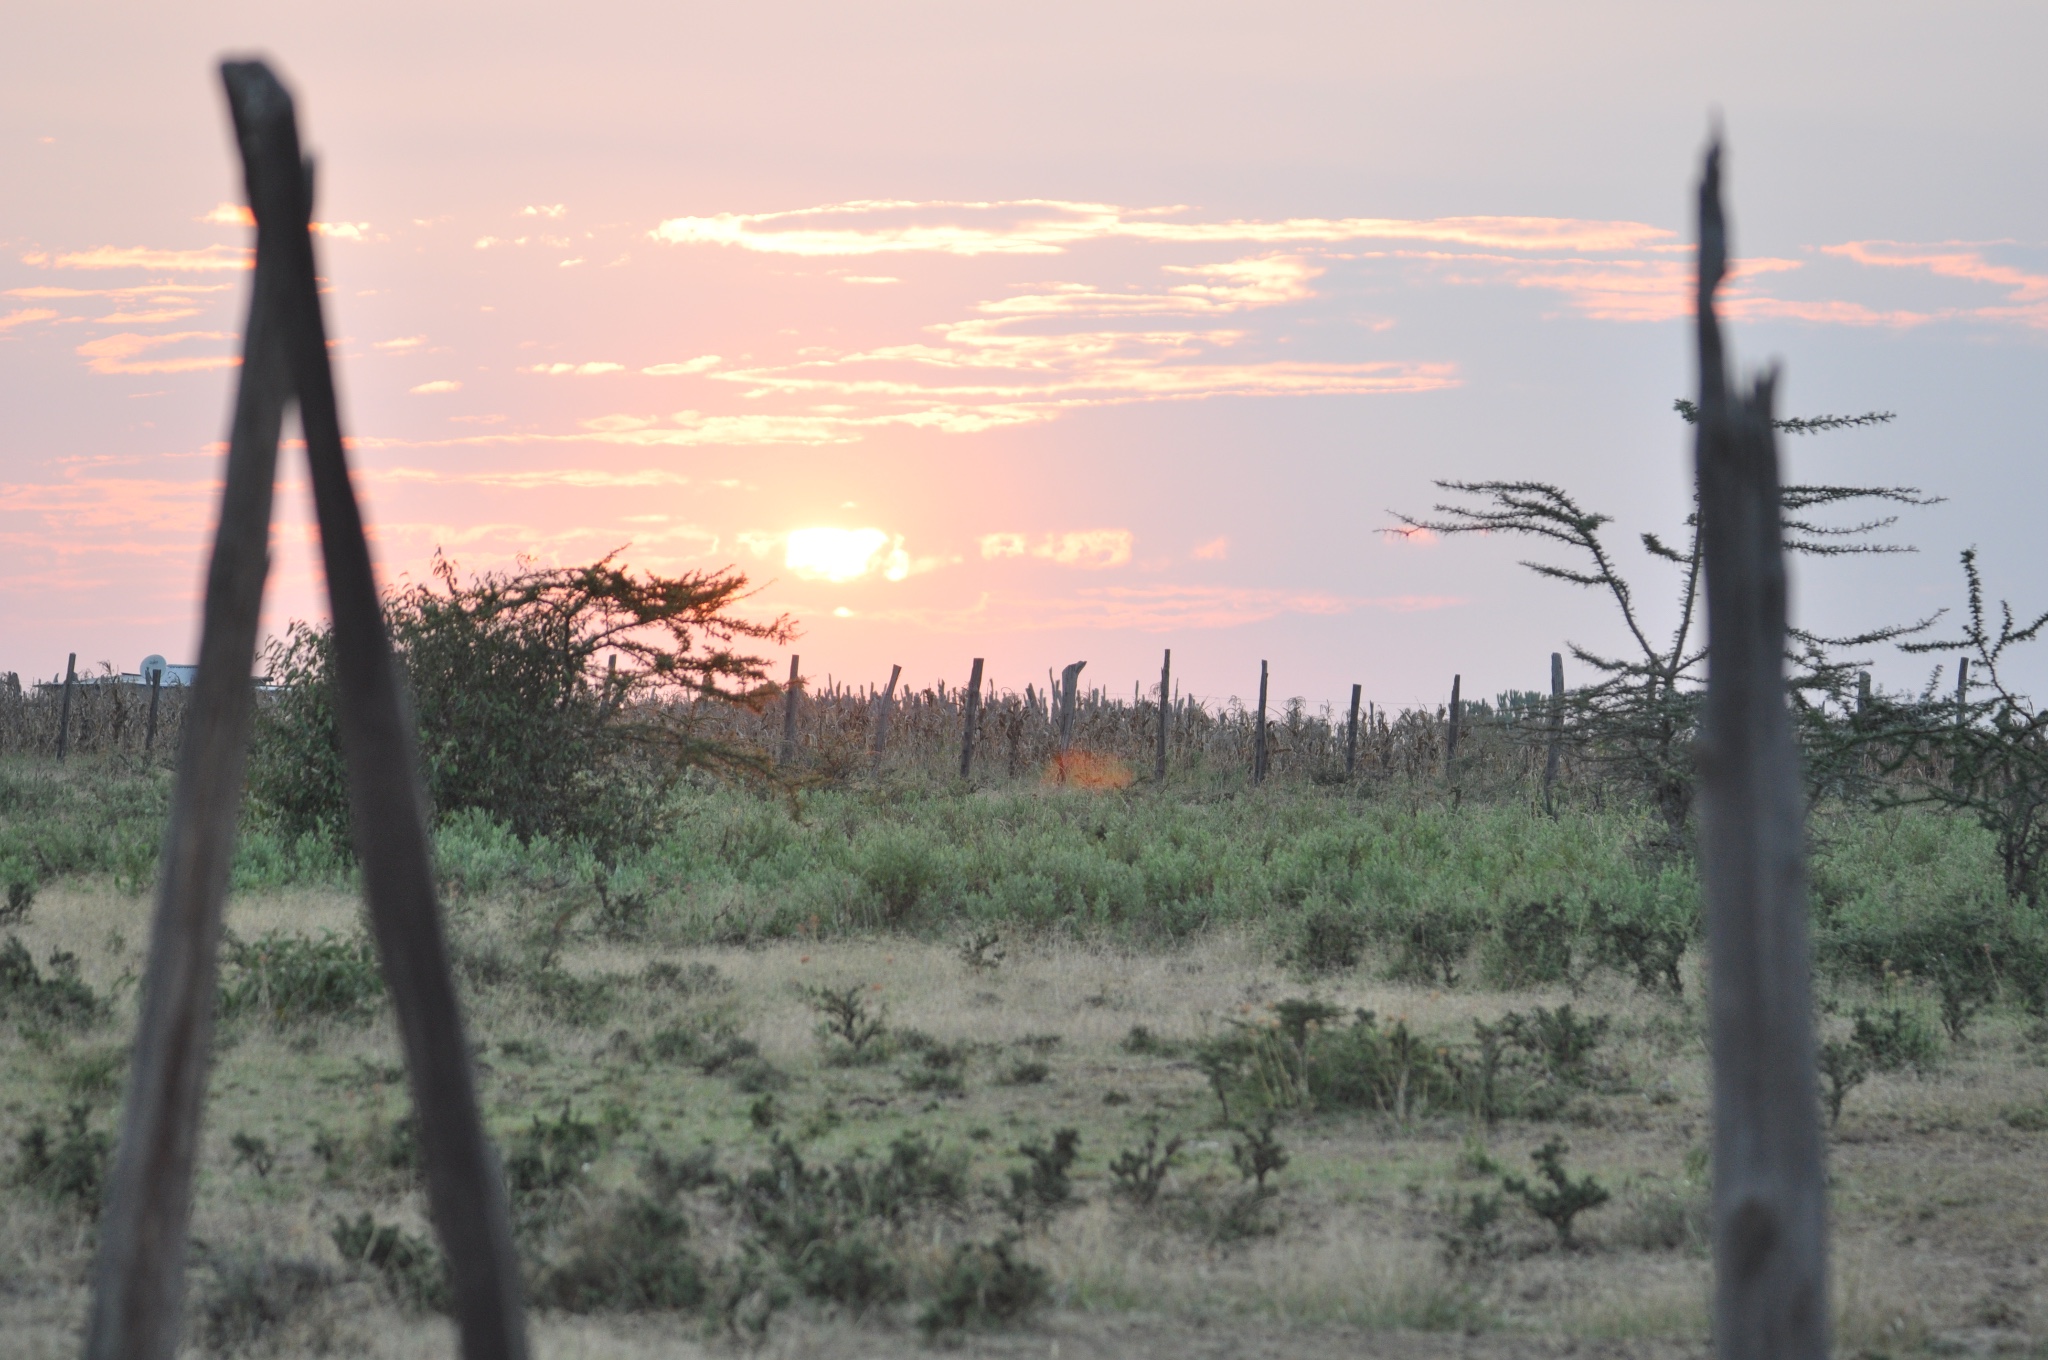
[785,527,910,583]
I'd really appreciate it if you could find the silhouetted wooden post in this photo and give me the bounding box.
[1543,653,1565,816]
[1956,656,1970,725]
[144,669,163,753]
[88,62,529,1360]
[1445,673,1462,770]
[1057,661,1085,751]
[872,663,901,765]
[1154,649,1172,782]
[1693,140,1828,1360]
[56,652,76,759]
[778,655,800,766]
[959,658,984,777]
[1252,660,1269,784]
[1344,684,1361,777]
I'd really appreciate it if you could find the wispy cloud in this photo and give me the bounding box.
[26,244,251,272]
[0,308,58,332]
[523,361,626,375]
[74,330,236,375]
[981,529,1133,568]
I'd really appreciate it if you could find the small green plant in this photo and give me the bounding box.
[1818,1038,1870,1128]
[1229,1117,1289,1191]
[218,930,383,1025]
[800,982,888,1063]
[1005,1128,1080,1221]
[13,1102,111,1215]
[641,959,730,996]
[1108,1119,1185,1207]
[902,1040,970,1095]
[1502,1139,1610,1246]
[530,1193,707,1313]
[1120,1024,1182,1057]
[505,1102,602,1201]
[1000,1059,1050,1086]
[958,928,1005,973]
[230,1131,275,1178]
[916,1235,1049,1336]
[332,1213,448,1312]
[1440,1189,1505,1267]
[748,1094,782,1130]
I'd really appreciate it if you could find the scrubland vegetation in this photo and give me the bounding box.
[6,531,2048,1358]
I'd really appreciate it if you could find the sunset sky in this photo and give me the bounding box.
[5,3,2045,710]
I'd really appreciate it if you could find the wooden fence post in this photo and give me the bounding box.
[56,652,76,759]
[1344,683,1362,778]
[872,663,901,765]
[1154,649,1171,782]
[88,62,530,1360]
[1445,673,1462,769]
[1057,661,1085,751]
[1543,652,1565,816]
[1253,660,1269,785]
[144,668,163,754]
[779,654,800,766]
[1693,140,1828,1360]
[959,658,984,777]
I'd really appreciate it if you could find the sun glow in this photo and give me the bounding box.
[784,527,908,583]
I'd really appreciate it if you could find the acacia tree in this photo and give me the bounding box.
[1897,549,2048,903]
[1393,403,1933,843]
[251,552,792,853]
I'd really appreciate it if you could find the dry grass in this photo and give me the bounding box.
[6,881,2048,1357]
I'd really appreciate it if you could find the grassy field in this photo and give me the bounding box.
[3,755,2047,1357]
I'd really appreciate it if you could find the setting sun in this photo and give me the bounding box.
[783,527,907,583]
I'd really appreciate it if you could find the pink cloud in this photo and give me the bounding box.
[0,308,58,332]
[31,244,252,272]
[73,330,237,375]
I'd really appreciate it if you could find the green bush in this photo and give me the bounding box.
[332,1213,448,1312]
[531,1194,707,1313]
[917,1236,1048,1336]
[218,930,383,1025]
[12,1102,111,1215]
[0,935,104,1028]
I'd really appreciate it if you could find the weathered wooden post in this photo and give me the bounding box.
[778,654,800,766]
[1692,140,1828,1360]
[1252,660,1269,785]
[1543,652,1565,816]
[144,667,163,754]
[1057,660,1085,751]
[872,663,901,766]
[56,652,76,759]
[1154,649,1172,782]
[87,62,529,1360]
[1344,682,1362,778]
[1445,673,1462,772]
[959,657,984,777]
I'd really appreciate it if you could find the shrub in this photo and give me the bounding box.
[217,930,383,1026]
[12,1102,110,1215]
[1000,1059,1050,1086]
[1230,1118,1289,1191]
[1289,901,1365,976]
[531,1195,707,1313]
[917,1236,1049,1336]
[1818,1039,1870,1127]
[331,1213,448,1312]
[505,1103,603,1203]
[1850,1005,1941,1072]
[1502,1139,1610,1246]
[1440,1190,1505,1268]
[1120,1024,1182,1057]
[801,982,888,1063]
[195,1247,332,1352]
[0,935,104,1028]
[1108,1120,1185,1207]
[1004,1129,1080,1221]
[1502,1005,1610,1086]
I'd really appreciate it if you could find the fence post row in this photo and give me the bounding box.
[872,662,901,764]
[1252,659,1269,784]
[86,61,529,1360]
[1543,652,1565,816]
[959,657,984,776]
[56,652,76,759]
[1154,649,1171,782]
[1692,140,1828,1360]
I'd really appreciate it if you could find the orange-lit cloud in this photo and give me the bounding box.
[523,361,626,376]
[0,308,58,332]
[1191,536,1229,560]
[979,530,1133,568]
[1821,240,2048,327]
[650,199,1674,258]
[29,244,251,272]
[409,379,461,394]
[642,356,721,375]
[74,330,236,375]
